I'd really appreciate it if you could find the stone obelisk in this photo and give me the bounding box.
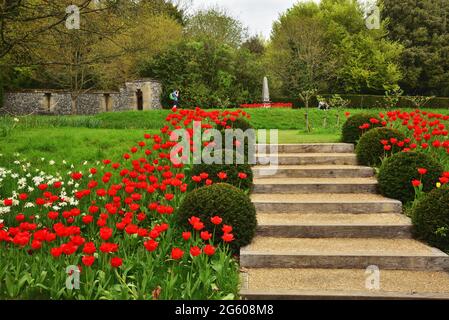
[262,76,271,108]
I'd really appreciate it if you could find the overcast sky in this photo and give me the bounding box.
[188,0,303,39]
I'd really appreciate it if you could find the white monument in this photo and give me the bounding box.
[262,76,271,108]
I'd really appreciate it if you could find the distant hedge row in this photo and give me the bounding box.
[270,94,449,109]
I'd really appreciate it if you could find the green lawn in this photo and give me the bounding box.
[1,107,447,173]
[0,127,341,172]
[5,107,449,131]
[0,128,158,173]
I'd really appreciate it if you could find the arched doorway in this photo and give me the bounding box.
[136,89,143,111]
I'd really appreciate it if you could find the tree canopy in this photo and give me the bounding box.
[382,0,449,96]
[1,0,447,109]
[267,0,403,97]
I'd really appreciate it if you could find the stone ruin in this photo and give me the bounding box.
[0,79,163,115]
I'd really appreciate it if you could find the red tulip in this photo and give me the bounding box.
[110,257,123,268]
[412,180,422,187]
[171,248,184,260]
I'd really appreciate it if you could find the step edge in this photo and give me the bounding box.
[239,289,449,300]
[239,251,449,258]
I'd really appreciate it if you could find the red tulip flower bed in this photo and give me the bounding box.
[360,110,449,173]
[0,108,252,300]
[354,109,449,209]
[240,102,293,108]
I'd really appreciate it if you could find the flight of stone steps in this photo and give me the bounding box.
[240,143,449,300]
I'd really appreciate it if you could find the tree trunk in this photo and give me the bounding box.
[305,99,311,132]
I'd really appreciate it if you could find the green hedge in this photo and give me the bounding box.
[269,94,449,109]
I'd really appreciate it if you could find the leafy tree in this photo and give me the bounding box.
[382,0,449,96]
[242,36,266,55]
[0,0,184,108]
[184,8,248,48]
[267,0,403,97]
[268,1,331,97]
[138,0,186,25]
[140,40,264,108]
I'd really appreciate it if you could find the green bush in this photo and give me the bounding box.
[177,183,257,252]
[273,94,449,109]
[356,127,406,166]
[378,151,443,203]
[140,40,264,108]
[342,113,382,144]
[412,185,449,251]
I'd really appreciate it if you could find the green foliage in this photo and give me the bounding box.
[356,127,406,166]
[177,183,257,252]
[378,151,443,204]
[140,41,264,108]
[242,36,266,55]
[267,0,403,97]
[341,113,382,144]
[412,186,449,252]
[184,8,248,47]
[382,0,449,96]
[314,94,449,109]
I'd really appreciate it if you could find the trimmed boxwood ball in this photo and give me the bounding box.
[356,127,406,166]
[342,113,382,144]
[378,151,443,204]
[177,183,257,252]
[412,185,449,251]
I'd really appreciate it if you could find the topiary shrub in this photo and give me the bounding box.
[412,185,449,251]
[378,151,443,204]
[177,183,257,252]
[356,127,406,166]
[342,113,382,144]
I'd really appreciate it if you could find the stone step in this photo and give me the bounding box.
[256,143,354,154]
[257,213,412,238]
[253,177,378,194]
[240,237,449,271]
[253,165,374,179]
[257,153,358,165]
[251,193,402,214]
[240,268,449,300]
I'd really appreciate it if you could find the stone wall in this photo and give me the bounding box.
[0,79,162,115]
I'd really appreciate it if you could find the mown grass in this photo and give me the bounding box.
[0,127,341,173]
[4,108,449,131]
[1,107,447,173]
[0,128,158,173]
